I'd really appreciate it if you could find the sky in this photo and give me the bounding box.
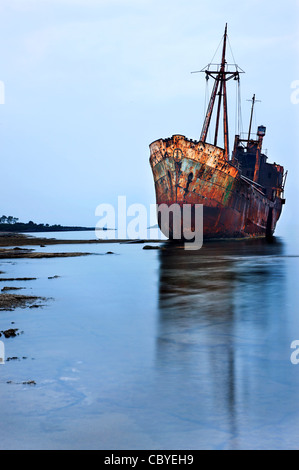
[0,0,298,235]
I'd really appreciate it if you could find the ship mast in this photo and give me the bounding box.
[247,94,261,145]
[198,24,243,160]
[247,94,256,142]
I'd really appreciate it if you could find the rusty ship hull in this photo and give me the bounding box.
[150,135,284,239]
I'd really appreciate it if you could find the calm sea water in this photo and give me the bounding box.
[1,231,299,450]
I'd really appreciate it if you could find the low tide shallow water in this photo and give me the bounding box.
[1,231,299,450]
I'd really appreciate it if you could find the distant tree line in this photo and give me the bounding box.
[0,216,94,232]
[0,216,58,228]
[0,215,19,224]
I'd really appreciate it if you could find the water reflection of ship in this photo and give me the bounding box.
[155,238,287,444]
[158,238,285,315]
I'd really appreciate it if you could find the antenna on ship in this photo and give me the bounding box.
[247,94,261,144]
[193,24,244,160]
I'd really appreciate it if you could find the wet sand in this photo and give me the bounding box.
[0,232,161,248]
[0,247,92,259]
[0,233,162,259]
[0,233,103,259]
[0,293,45,311]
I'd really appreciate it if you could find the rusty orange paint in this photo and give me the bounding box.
[149,135,284,239]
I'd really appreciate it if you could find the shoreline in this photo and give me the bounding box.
[0,232,163,248]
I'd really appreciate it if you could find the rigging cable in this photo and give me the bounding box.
[235,77,238,136]
[204,75,212,143]
[209,34,225,65]
[227,35,237,66]
[238,79,243,136]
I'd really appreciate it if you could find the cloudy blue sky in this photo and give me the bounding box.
[0,0,298,234]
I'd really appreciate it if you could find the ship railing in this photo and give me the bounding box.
[239,132,258,141]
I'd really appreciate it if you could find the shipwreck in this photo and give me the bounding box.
[149,25,287,240]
